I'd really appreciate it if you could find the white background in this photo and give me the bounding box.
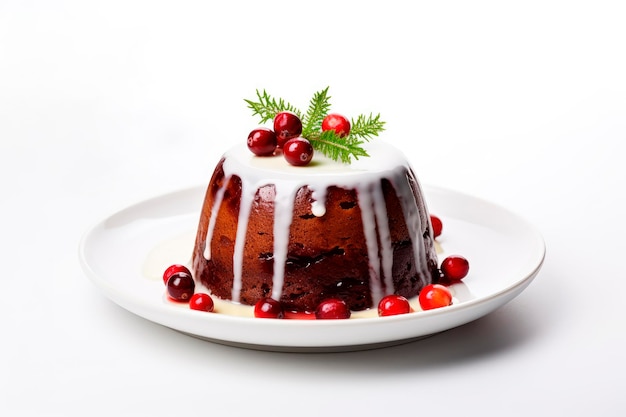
[2,0,625,415]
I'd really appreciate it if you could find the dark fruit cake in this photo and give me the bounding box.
[191,142,439,313]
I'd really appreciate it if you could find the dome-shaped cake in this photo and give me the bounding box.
[191,142,438,313]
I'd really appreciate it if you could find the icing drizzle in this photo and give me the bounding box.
[202,143,430,304]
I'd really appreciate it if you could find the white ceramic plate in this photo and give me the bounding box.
[79,185,545,352]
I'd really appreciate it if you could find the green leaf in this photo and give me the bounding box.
[350,113,386,141]
[301,87,331,137]
[308,130,370,163]
[244,88,385,163]
[244,89,302,123]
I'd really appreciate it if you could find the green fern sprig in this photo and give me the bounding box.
[301,87,331,137]
[350,113,386,141]
[244,89,302,123]
[244,87,385,163]
[307,130,370,163]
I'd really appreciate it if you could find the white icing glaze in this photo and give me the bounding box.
[203,178,228,260]
[202,141,429,305]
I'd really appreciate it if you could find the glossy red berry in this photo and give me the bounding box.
[418,284,452,311]
[189,293,214,312]
[440,255,470,281]
[283,137,314,166]
[378,294,411,317]
[315,298,351,319]
[254,298,284,319]
[430,214,443,238]
[163,264,191,285]
[247,127,277,156]
[322,113,351,137]
[273,111,302,147]
[166,272,195,301]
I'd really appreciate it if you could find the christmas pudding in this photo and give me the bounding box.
[189,88,440,315]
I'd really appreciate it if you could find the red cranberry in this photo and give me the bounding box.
[247,127,277,156]
[166,272,195,301]
[430,214,443,238]
[163,264,191,285]
[189,293,214,312]
[378,294,411,317]
[254,298,284,319]
[440,255,469,281]
[418,284,452,310]
[273,111,302,147]
[283,137,313,166]
[315,298,351,319]
[322,113,351,137]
